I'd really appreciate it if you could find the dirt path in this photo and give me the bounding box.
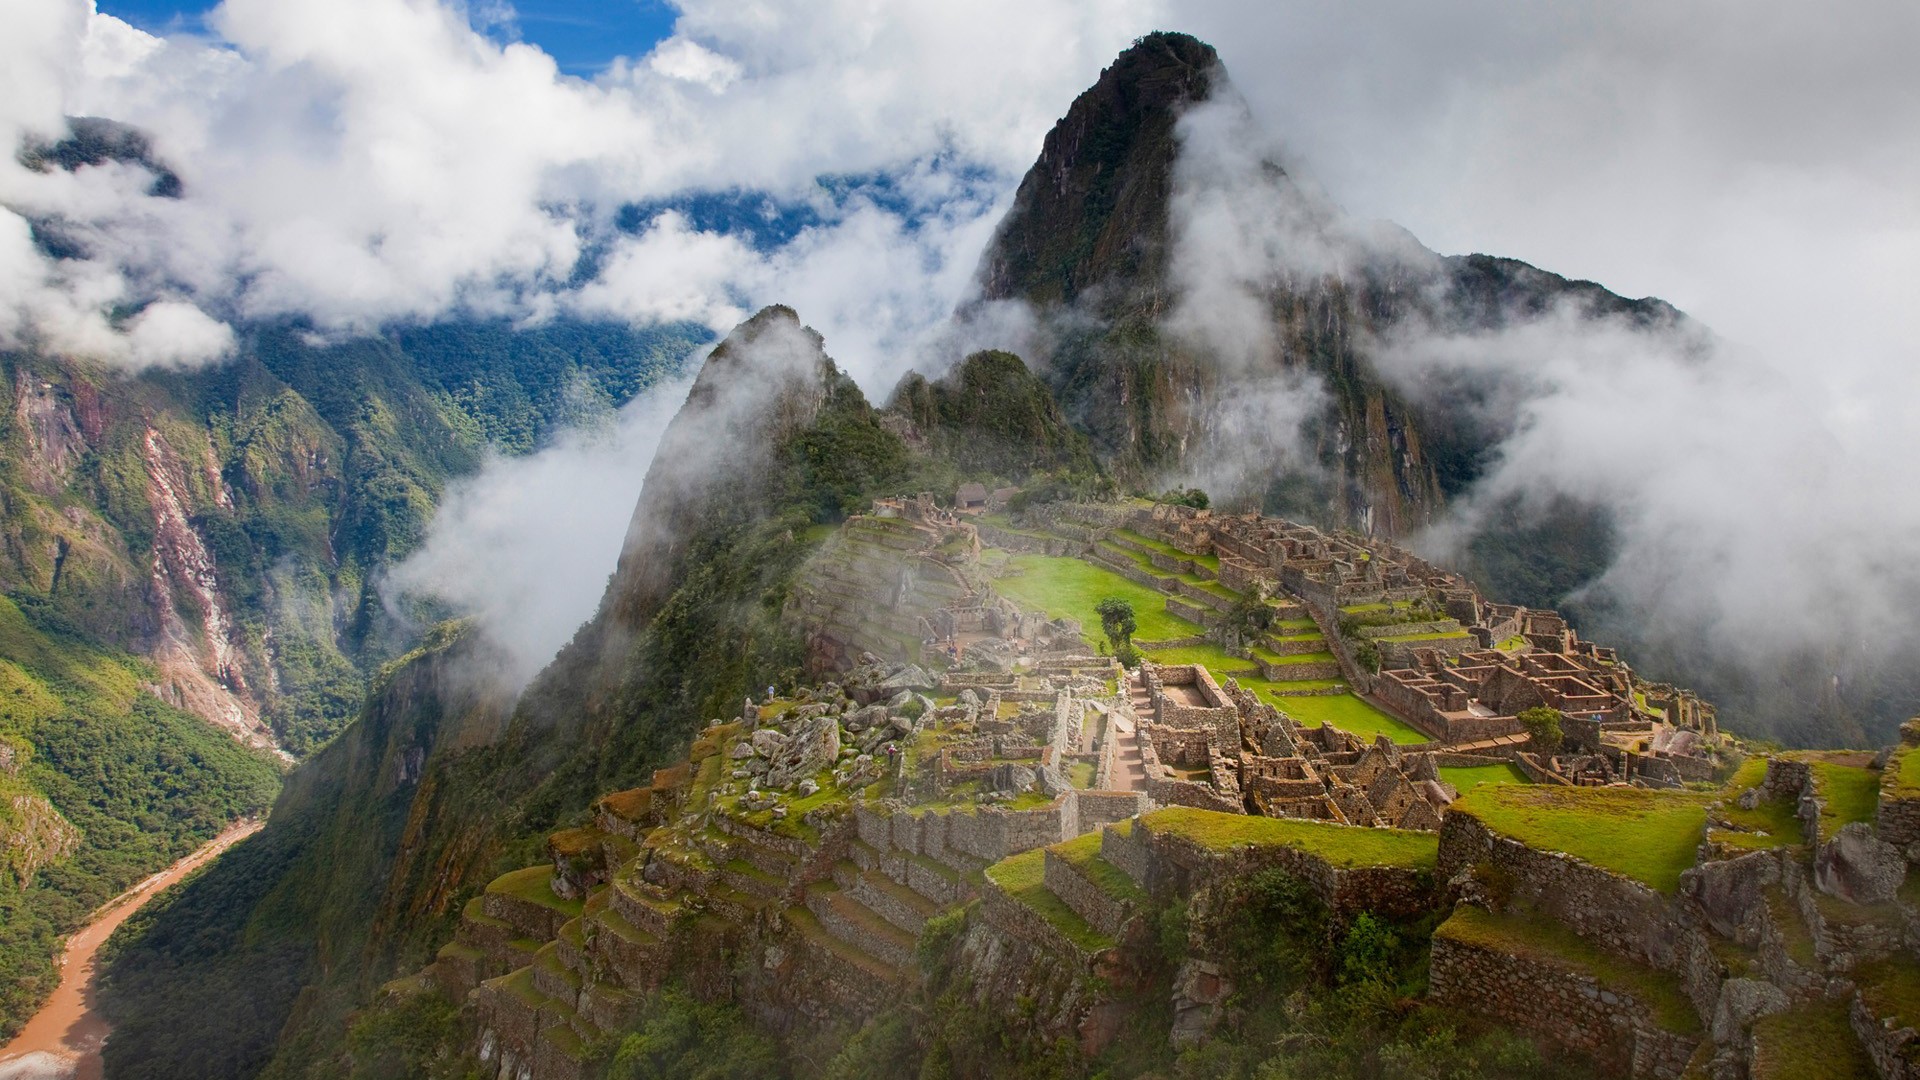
[0,819,262,1080]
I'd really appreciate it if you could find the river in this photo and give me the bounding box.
[0,820,263,1080]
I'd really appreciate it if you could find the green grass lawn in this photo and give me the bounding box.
[1453,785,1712,893]
[984,848,1113,951]
[1438,762,1529,789]
[1274,617,1320,631]
[1894,746,1920,798]
[1142,806,1437,870]
[1809,760,1881,841]
[1497,635,1528,652]
[1437,906,1700,1035]
[1274,693,1429,744]
[990,554,1201,642]
[1375,629,1472,643]
[1712,756,1804,849]
[1143,641,1258,672]
[1114,528,1219,570]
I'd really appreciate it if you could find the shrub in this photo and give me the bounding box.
[1517,706,1564,750]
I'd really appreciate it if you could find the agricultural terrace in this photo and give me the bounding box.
[1451,785,1713,893]
[1270,692,1429,745]
[1438,762,1529,789]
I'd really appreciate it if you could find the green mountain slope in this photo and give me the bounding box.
[0,595,280,1039]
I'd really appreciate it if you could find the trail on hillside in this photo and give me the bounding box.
[0,820,263,1080]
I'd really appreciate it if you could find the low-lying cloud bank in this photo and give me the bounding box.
[382,373,695,687]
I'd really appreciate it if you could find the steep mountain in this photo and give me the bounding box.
[99,306,930,1078]
[885,349,1097,482]
[973,31,1687,538]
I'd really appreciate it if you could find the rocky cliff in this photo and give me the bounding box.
[972,32,1690,539]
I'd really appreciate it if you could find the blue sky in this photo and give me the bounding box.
[98,0,679,75]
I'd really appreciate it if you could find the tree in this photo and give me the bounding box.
[1157,486,1209,509]
[1517,706,1564,750]
[1096,597,1136,654]
[1224,592,1274,648]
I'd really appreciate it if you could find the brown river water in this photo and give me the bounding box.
[0,820,262,1080]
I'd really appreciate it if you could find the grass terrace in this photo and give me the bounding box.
[1142,642,1257,672]
[1497,635,1528,653]
[1142,806,1438,870]
[1049,832,1147,905]
[486,866,586,920]
[1250,646,1337,667]
[1275,693,1430,745]
[990,554,1202,642]
[1437,906,1701,1036]
[985,848,1113,952]
[1233,674,1347,699]
[1438,762,1529,789]
[1749,998,1872,1080]
[1808,758,1881,841]
[1375,630,1472,643]
[1711,757,1804,850]
[1114,528,1220,570]
[1892,746,1920,798]
[1452,784,1712,893]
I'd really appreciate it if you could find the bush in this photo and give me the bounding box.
[1517,706,1564,750]
[1156,487,1209,509]
[1097,597,1137,654]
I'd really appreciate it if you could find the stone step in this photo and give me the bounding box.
[611,878,684,940]
[719,858,789,901]
[783,904,913,990]
[532,941,584,1002]
[835,860,940,934]
[553,917,590,979]
[585,906,669,995]
[804,882,919,969]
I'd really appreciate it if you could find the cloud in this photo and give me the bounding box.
[0,0,1153,376]
[384,373,696,686]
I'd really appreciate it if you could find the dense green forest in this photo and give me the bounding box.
[0,595,280,1039]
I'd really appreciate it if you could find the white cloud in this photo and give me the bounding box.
[384,374,696,686]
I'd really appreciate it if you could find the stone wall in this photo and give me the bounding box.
[1073,790,1149,834]
[1045,848,1137,938]
[1437,811,1685,970]
[1429,925,1699,1079]
[1135,818,1434,921]
[1878,749,1920,854]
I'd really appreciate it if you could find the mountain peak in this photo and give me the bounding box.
[974,32,1223,307]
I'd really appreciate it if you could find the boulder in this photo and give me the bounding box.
[766,715,841,789]
[988,763,1037,794]
[1709,977,1788,1045]
[880,664,936,692]
[1815,822,1907,904]
[752,729,788,758]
